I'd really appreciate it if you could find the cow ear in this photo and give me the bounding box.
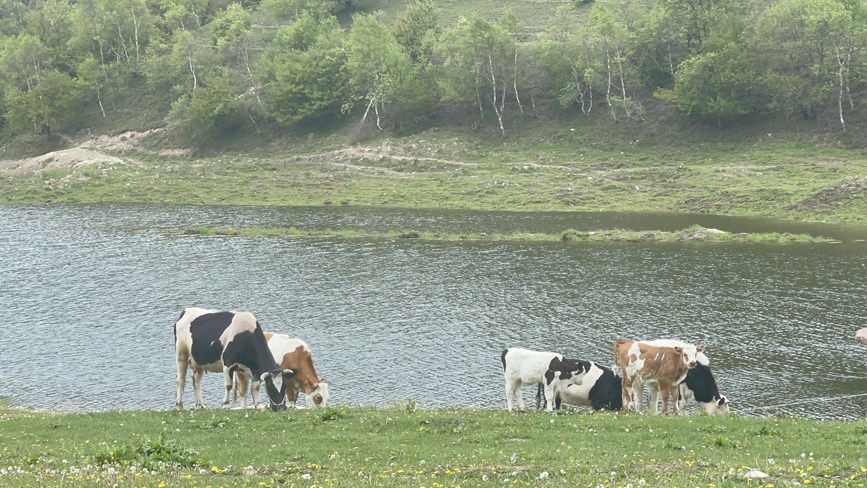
[674,346,683,353]
[696,344,706,353]
[260,372,269,383]
[282,368,296,379]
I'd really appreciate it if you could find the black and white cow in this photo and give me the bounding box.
[651,363,730,415]
[173,307,296,411]
[540,361,623,411]
[501,347,590,412]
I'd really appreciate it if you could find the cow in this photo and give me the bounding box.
[536,361,623,411]
[642,339,729,416]
[501,347,590,412]
[173,307,296,411]
[613,339,704,415]
[235,333,330,408]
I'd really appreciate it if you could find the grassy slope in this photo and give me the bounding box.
[2,108,866,226]
[1,405,867,487]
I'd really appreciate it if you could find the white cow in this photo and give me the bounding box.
[501,347,590,412]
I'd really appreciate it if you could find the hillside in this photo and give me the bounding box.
[1,0,867,226]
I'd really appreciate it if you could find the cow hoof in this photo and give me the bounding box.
[175,403,184,411]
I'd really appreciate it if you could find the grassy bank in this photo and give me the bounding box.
[179,225,835,244]
[2,114,867,226]
[1,405,866,487]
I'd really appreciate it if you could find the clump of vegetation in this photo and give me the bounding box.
[93,433,201,469]
[176,225,833,244]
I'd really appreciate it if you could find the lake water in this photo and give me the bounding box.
[1,204,866,419]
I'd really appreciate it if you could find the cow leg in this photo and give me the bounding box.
[233,372,248,408]
[648,387,660,414]
[250,377,261,408]
[505,379,521,412]
[659,384,671,415]
[192,367,206,409]
[630,378,644,413]
[175,356,189,410]
[543,382,560,412]
[286,384,299,407]
[621,375,634,412]
[221,365,234,409]
[677,384,688,414]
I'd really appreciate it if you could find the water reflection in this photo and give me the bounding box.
[1,204,866,419]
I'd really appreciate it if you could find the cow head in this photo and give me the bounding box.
[544,358,590,389]
[306,379,330,408]
[675,344,705,369]
[260,369,297,411]
[700,395,731,416]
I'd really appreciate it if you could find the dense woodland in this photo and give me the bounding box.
[0,0,865,148]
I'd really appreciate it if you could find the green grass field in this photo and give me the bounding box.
[2,404,867,487]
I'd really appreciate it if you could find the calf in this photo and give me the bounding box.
[173,307,296,411]
[501,347,590,412]
[642,339,729,415]
[537,361,623,411]
[613,339,703,415]
[236,333,330,408]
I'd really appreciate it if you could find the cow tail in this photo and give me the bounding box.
[500,349,508,371]
[612,340,622,374]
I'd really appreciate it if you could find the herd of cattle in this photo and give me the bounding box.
[172,306,727,416]
[503,340,730,415]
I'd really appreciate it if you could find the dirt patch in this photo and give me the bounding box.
[0,128,194,175]
[676,226,726,240]
[787,177,867,211]
[0,147,124,175]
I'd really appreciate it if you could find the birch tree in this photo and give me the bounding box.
[437,16,515,136]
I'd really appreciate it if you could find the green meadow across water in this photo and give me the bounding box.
[2,404,867,487]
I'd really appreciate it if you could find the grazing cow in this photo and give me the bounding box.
[501,347,591,412]
[235,333,330,408]
[173,307,296,411]
[642,339,729,416]
[613,339,704,415]
[537,361,623,411]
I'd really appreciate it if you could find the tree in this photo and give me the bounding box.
[754,0,865,130]
[5,70,80,137]
[0,34,51,92]
[169,74,244,144]
[212,3,260,103]
[584,3,644,121]
[437,16,516,136]
[346,14,413,130]
[656,15,769,120]
[259,12,349,126]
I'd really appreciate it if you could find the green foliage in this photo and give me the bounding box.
[93,433,201,469]
[4,70,81,137]
[661,16,769,120]
[260,12,349,126]
[168,74,245,145]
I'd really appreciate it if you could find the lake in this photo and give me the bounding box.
[1,204,866,419]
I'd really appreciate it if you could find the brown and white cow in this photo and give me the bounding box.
[642,339,729,416]
[236,333,329,408]
[613,338,704,415]
[173,307,296,411]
